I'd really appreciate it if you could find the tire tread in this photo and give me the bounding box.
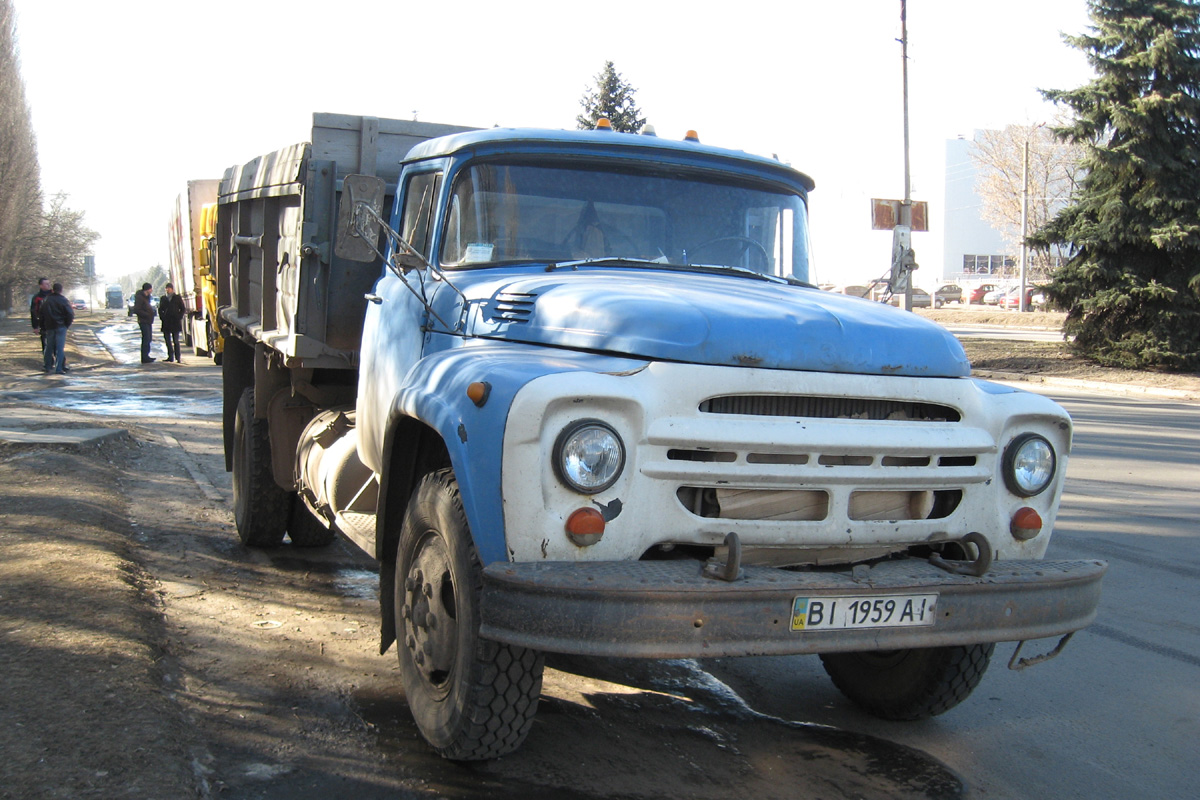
[233,388,289,547]
[820,643,995,721]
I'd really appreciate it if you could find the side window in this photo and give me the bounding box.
[400,171,442,260]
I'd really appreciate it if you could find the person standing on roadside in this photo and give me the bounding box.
[158,282,185,363]
[39,282,75,374]
[133,282,157,363]
[30,278,52,360]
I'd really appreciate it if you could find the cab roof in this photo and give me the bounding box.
[403,127,816,192]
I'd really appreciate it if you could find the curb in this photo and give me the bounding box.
[973,370,1199,402]
[0,426,129,446]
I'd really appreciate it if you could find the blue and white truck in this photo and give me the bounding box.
[215,113,1105,760]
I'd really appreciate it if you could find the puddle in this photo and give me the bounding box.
[352,655,964,799]
[3,318,222,418]
[20,382,219,418]
[95,319,144,364]
[333,567,379,600]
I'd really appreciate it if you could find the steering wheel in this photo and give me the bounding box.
[689,236,771,270]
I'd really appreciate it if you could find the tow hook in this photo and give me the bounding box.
[930,531,993,577]
[1008,633,1075,670]
[703,532,744,582]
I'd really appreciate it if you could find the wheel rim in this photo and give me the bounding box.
[403,531,460,696]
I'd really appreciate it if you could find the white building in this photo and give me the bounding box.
[941,134,1016,289]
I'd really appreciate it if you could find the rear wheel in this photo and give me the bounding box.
[819,643,995,721]
[396,469,544,760]
[232,388,289,547]
[207,322,223,366]
[287,498,335,547]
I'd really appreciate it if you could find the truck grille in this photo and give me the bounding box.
[659,391,986,527]
[700,395,960,422]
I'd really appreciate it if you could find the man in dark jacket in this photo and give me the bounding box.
[39,282,75,374]
[133,282,157,363]
[30,277,52,357]
[158,282,185,363]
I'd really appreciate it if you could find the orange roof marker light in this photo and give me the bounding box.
[684,130,700,142]
[594,118,613,131]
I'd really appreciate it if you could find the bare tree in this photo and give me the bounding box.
[29,193,100,286]
[0,0,43,311]
[969,124,1085,282]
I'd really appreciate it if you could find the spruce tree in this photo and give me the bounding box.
[577,61,646,133]
[1037,0,1200,370]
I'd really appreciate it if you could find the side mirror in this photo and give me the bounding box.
[334,174,386,262]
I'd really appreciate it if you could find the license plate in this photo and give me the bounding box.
[791,594,938,631]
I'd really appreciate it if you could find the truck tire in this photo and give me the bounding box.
[207,323,223,366]
[232,388,289,547]
[819,643,995,721]
[396,468,543,760]
[287,498,335,547]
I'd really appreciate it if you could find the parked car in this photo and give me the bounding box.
[982,287,1009,305]
[887,287,940,308]
[969,284,999,304]
[71,298,87,310]
[935,284,963,304]
[999,286,1042,311]
[831,284,876,300]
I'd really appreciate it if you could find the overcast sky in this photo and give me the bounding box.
[12,0,1094,288]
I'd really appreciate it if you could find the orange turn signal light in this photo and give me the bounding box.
[566,507,605,547]
[1010,507,1043,540]
[466,381,490,407]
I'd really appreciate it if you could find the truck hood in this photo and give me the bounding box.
[460,268,970,377]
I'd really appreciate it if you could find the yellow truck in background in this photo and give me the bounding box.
[167,179,224,363]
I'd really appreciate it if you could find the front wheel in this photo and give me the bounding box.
[819,643,995,721]
[396,469,544,760]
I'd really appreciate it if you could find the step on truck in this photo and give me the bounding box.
[167,179,223,362]
[215,112,1106,761]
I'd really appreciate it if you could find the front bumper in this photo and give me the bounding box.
[480,558,1106,658]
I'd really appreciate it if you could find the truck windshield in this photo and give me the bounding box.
[439,160,811,282]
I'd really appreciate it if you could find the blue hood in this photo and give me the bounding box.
[456,267,970,378]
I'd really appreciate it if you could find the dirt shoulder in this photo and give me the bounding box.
[0,440,201,800]
[0,319,199,798]
[918,307,1200,400]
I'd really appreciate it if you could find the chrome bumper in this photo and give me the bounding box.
[480,558,1106,658]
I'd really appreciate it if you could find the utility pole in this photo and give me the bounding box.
[893,0,917,311]
[1019,138,1030,312]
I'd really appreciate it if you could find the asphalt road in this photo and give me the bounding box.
[8,314,1198,798]
[939,323,1064,342]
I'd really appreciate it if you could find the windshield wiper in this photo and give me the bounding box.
[547,256,670,270]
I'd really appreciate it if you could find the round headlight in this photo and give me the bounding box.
[1003,433,1056,497]
[554,420,625,494]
